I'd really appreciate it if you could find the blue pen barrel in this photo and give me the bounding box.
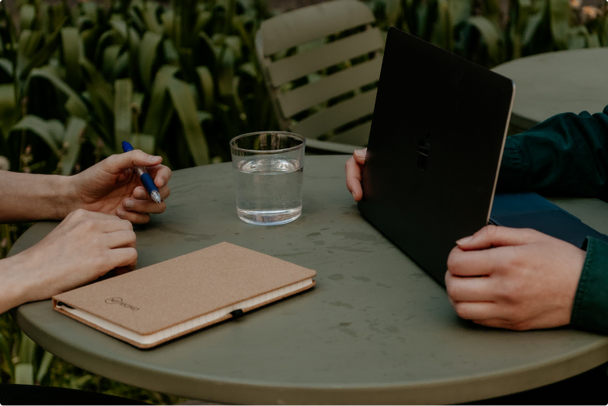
[139,172,156,194]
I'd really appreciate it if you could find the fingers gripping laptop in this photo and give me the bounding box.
[358,27,608,286]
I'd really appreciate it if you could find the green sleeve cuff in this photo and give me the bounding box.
[496,136,527,192]
[570,237,608,334]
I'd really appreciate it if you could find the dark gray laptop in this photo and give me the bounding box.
[358,27,608,286]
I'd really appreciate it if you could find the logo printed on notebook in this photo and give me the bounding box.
[105,297,139,311]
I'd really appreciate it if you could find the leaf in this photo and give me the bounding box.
[139,31,162,92]
[15,364,34,385]
[163,38,179,64]
[10,116,61,157]
[61,116,86,175]
[94,30,121,67]
[20,5,37,31]
[450,0,473,28]
[28,66,88,118]
[0,58,14,78]
[80,58,115,136]
[48,119,65,144]
[0,84,19,139]
[109,20,141,57]
[35,352,54,384]
[142,2,163,34]
[587,32,600,48]
[80,2,100,25]
[217,47,235,97]
[143,65,178,142]
[167,77,210,166]
[65,96,89,120]
[17,30,43,78]
[102,45,121,80]
[18,333,36,365]
[196,66,214,110]
[61,28,81,89]
[431,0,453,51]
[467,15,502,65]
[568,26,588,49]
[129,133,155,155]
[550,0,569,49]
[114,78,133,151]
[523,1,549,51]
[18,27,62,84]
[0,331,14,381]
[197,31,217,68]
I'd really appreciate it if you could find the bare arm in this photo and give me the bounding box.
[0,210,137,314]
[0,150,172,224]
[0,172,76,222]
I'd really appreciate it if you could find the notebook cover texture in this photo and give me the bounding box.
[52,242,316,348]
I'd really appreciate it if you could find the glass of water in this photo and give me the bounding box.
[230,131,305,226]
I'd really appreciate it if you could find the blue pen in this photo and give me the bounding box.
[121,141,162,204]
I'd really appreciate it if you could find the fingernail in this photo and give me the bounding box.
[124,199,134,209]
[149,155,161,162]
[116,208,126,218]
[456,236,472,246]
[352,192,356,200]
[354,150,365,159]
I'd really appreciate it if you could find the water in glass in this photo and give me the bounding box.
[234,157,303,225]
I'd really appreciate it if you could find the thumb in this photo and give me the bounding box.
[353,148,367,165]
[456,225,539,250]
[104,150,162,173]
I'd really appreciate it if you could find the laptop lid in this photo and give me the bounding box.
[358,28,515,286]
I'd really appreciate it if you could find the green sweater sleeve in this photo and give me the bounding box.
[496,107,608,334]
[571,237,608,334]
[497,106,608,197]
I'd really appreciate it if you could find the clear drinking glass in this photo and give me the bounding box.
[230,131,306,226]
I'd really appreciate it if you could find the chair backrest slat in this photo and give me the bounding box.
[259,0,375,57]
[277,56,382,118]
[290,89,377,139]
[328,121,372,145]
[268,27,384,87]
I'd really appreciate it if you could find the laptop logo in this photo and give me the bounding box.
[417,134,431,170]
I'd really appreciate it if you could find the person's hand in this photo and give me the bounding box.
[445,225,586,331]
[346,148,366,201]
[70,150,172,224]
[7,209,137,307]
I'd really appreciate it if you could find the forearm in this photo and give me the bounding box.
[0,171,76,222]
[498,106,608,196]
[0,254,33,314]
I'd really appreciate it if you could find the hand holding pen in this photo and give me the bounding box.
[69,144,171,224]
[122,141,162,203]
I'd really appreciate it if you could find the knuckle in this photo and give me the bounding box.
[127,229,137,243]
[446,251,461,274]
[106,154,120,167]
[127,247,138,261]
[484,224,499,239]
[510,320,529,331]
[454,303,471,320]
[72,208,88,219]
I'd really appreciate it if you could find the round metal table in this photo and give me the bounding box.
[10,156,608,404]
[492,48,608,131]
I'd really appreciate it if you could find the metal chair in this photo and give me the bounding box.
[255,0,384,154]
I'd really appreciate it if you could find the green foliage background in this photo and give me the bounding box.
[0,0,607,403]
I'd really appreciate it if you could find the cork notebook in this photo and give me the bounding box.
[52,242,316,349]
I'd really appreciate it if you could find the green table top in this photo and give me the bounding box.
[10,156,608,404]
[492,48,608,130]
